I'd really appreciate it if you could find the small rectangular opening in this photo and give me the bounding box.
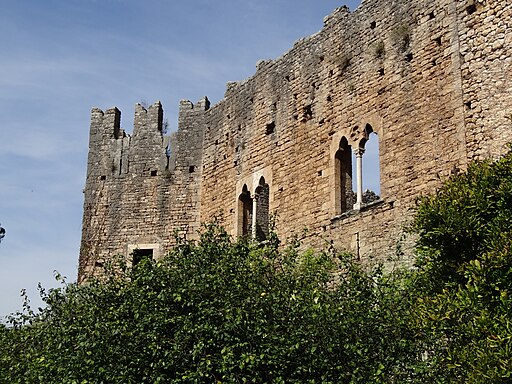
[151,170,158,177]
[266,122,276,135]
[303,105,313,120]
[189,165,195,173]
[132,248,154,266]
[466,4,477,14]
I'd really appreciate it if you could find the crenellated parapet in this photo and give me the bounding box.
[79,99,208,282]
[85,102,166,183]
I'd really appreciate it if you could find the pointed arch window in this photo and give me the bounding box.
[354,124,380,209]
[334,137,354,214]
[238,185,253,237]
[255,177,270,241]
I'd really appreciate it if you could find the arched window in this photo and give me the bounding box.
[335,137,354,214]
[255,177,270,241]
[363,124,380,204]
[238,185,252,237]
[360,124,380,203]
[353,124,380,209]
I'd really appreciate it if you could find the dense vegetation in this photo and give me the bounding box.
[1,151,511,383]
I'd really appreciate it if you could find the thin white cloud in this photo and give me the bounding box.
[0,0,363,318]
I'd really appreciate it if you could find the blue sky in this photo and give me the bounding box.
[0,0,362,318]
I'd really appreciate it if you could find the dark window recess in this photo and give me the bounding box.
[266,122,276,135]
[254,178,270,241]
[378,68,385,76]
[94,261,104,268]
[189,165,195,173]
[327,95,332,102]
[100,175,106,181]
[465,101,472,109]
[405,53,413,62]
[435,37,442,46]
[151,170,158,177]
[132,248,153,266]
[429,11,435,19]
[238,185,252,237]
[370,21,376,29]
[335,137,353,214]
[466,4,477,15]
[303,105,313,120]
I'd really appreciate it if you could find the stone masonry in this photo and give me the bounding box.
[79,0,512,281]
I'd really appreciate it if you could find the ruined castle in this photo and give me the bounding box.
[79,0,512,281]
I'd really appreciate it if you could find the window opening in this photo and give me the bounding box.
[266,122,275,135]
[132,248,154,266]
[255,177,270,241]
[353,124,380,209]
[238,185,253,237]
[303,105,313,121]
[165,142,172,170]
[466,4,477,15]
[335,137,354,214]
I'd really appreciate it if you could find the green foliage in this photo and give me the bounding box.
[0,224,415,383]
[3,151,512,382]
[409,151,512,382]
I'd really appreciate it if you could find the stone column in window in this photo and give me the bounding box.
[353,148,365,210]
[251,193,258,239]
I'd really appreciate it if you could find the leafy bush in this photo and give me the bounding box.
[0,225,415,383]
[3,151,512,383]
[410,151,512,383]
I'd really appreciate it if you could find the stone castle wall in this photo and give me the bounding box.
[79,101,207,281]
[79,0,512,280]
